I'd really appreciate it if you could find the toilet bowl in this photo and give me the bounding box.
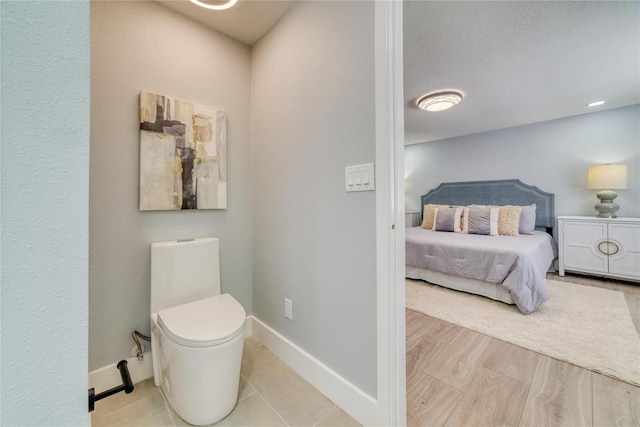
[150,238,246,425]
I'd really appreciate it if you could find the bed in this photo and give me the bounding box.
[405,179,558,314]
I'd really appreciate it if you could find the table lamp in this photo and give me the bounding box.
[587,164,627,218]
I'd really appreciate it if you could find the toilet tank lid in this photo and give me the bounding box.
[157,294,246,347]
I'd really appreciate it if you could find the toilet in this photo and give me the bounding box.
[150,237,246,425]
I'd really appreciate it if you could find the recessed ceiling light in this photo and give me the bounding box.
[189,0,238,10]
[416,91,463,112]
[587,101,605,107]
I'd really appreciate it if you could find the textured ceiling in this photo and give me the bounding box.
[156,1,639,145]
[404,1,640,145]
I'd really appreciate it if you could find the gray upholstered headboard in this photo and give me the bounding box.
[420,179,555,232]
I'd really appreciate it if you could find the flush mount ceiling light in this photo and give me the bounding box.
[416,90,463,112]
[587,100,605,107]
[189,0,238,10]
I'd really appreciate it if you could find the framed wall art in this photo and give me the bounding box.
[139,91,227,210]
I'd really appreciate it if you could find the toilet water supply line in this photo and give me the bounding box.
[132,330,151,362]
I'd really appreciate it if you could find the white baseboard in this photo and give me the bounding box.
[243,315,252,338]
[249,316,379,426]
[89,353,154,394]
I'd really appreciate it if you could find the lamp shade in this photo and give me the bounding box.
[587,164,627,189]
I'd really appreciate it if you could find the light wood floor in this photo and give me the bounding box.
[406,272,640,427]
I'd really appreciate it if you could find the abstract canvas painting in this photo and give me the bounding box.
[139,91,227,210]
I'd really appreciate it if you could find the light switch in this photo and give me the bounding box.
[345,163,375,192]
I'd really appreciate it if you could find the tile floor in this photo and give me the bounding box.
[91,338,360,427]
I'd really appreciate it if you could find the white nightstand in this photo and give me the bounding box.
[405,211,421,228]
[557,216,640,282]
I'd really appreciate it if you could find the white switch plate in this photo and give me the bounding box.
[284,298,292,320]
[345,163,375,192]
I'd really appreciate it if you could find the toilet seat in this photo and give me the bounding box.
[157,294,246,348]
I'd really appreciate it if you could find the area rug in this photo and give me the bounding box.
[406,278,640,386]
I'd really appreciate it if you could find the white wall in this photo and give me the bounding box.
[251,1,378,397]
[1,1,90,425]
[405,105,640,218]
[90,1,252,371]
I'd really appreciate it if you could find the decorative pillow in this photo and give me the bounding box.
[519,204,537,234]
[421,204,449,230]
[498,206,521,236]
[451,206,464,233]
[462,207,499,235]
[432,207,463,232]
[489,207,499,236]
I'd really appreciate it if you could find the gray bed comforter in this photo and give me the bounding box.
[405,227,558,314]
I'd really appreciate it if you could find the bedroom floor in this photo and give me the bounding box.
[406,272,640,427]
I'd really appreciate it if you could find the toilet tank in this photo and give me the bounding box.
[150,237,221,315]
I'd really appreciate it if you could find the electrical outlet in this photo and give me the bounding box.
[284,298,292,320]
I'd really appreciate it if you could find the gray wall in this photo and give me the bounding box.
[1,1,90,424]
[90,1,252,371]
[405,105,640,218]
[251,1,378,397]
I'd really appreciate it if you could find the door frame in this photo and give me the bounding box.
[375,0,406,425]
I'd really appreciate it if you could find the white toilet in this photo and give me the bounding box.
[150,237,246,425]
